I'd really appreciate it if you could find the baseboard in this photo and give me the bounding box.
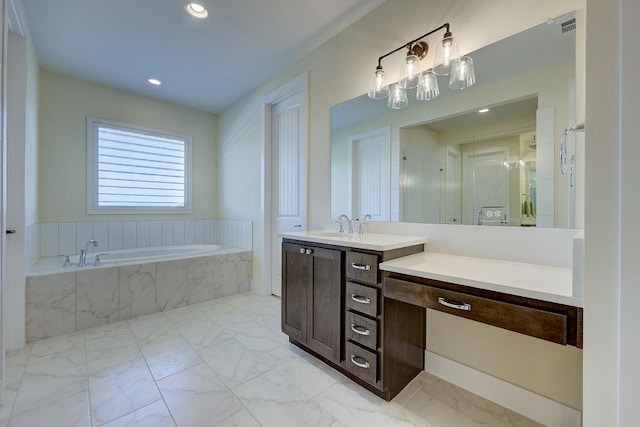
[425,351,582,427]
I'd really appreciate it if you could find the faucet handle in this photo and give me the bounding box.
[93,253,108,267]
[334,220,344,233]
[62,255,72,268]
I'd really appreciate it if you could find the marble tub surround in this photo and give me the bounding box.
[4,292,542,427]
[380,252,581,307]
[26,251,252,342]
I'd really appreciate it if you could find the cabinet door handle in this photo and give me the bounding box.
[351,262,371,271]
[299,248,306,254]
[350,354,370,369]
[350,324,371,336]
[438,297,472,311]
[351,294,371,305]
[305,249,313,255]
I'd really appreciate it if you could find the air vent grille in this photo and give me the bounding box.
[561,18,576,34]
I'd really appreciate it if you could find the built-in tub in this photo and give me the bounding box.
[26,244,252,342]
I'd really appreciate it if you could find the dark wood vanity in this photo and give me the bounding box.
[281,236,583,401]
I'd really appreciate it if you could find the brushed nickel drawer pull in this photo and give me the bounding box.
[305,249,313,255]
[438,297,472,311]
[350,354,370,369]
[350,324,371,336]
[299,248,305,254]
[351,294,371,304]
[351,263,371,271]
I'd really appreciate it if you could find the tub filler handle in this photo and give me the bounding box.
[93,253,108,267]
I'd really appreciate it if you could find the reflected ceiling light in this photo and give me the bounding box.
[478,108,490,113]
[185,3,208,18]
[147,77,162,86]
[367,23,475,109]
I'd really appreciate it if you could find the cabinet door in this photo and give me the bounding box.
[307,247,343,362]
[282,243,309,342]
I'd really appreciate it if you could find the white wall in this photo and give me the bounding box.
[218,0,585,412]
[38,70,218,222]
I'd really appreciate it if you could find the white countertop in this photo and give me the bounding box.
[279,231,427,251]
[380,252,582,307]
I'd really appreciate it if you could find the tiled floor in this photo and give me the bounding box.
[0,292,542,426]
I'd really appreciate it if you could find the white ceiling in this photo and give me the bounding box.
[22,0,386,113]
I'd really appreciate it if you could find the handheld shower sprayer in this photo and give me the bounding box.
[560,122,585,175]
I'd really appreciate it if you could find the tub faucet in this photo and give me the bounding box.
[79,240,99,267]
[338,214,353,233]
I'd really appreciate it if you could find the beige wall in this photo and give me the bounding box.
[38,70,218,222]
[219,0,584,411]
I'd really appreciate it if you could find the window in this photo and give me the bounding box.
[87,117,192,214]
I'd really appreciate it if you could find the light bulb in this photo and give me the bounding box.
[368,67,389,99]
[400,54,421,89]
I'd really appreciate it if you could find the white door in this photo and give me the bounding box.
[0,0,7,401]
[270,90,307,297]
[348,127,390,221]
[462,147,510,224]
[445,148,462,224]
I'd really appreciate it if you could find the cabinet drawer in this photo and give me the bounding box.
[384,277,569,345]
[346,252,378,284]
[346,282,378,317]
[426,286,568,345]
[345,341,377,385]
[346,311,378,350]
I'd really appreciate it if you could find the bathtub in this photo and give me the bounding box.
[26,244,253,342]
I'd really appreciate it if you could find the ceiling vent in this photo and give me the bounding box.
[561,18,576,34]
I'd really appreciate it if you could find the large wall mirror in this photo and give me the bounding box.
[331,12,582,229]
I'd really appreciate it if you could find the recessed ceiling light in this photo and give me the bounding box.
[185,3,208,18]
[478,108,490,113]
[147,77,162,86]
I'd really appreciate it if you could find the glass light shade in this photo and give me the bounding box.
[399,54,421,89]
[368,68,389,99]
[387,83,408,109]
[416,71,440,101]
[449,56,476,90]
[433,37,460,76]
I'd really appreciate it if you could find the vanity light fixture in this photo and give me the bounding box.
[367,23,476,109]
[147,77,162,86]
[185,2,208,18]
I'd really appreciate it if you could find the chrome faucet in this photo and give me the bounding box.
[78,240,99,267]
[357,214,372,235]
[338,214,353,233]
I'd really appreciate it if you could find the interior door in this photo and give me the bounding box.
[462,147,510,224]
[271,90,306,297]
[349,127,390,221]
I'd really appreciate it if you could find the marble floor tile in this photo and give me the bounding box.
[158,363,243,427]
[12,371,88,416]
[102,400,175,427]
[232,370,336,427]
[213,409,261,427]
[85,322,142,373]
[7,292,547,427]
[8,391,90,427]
[230,321,288,354]
[138,330,202,380]
[198,338,270,388]
[88,357,161,426]
[129,312,174,343]
[314,382,419,427]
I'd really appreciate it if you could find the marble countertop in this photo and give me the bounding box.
[279,231,427,251]
[380,252,582,308]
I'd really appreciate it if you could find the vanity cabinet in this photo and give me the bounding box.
[281,241,343,363]
[281,237,425,400]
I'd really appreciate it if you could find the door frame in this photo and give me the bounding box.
[261,72,308,296]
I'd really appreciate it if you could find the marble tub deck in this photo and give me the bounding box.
[2,292,542,427]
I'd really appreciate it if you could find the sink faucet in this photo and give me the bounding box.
[338,214,353,233]
[356,214,372,235]
[79,240,99,267]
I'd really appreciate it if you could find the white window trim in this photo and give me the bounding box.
[86,116,193,214]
